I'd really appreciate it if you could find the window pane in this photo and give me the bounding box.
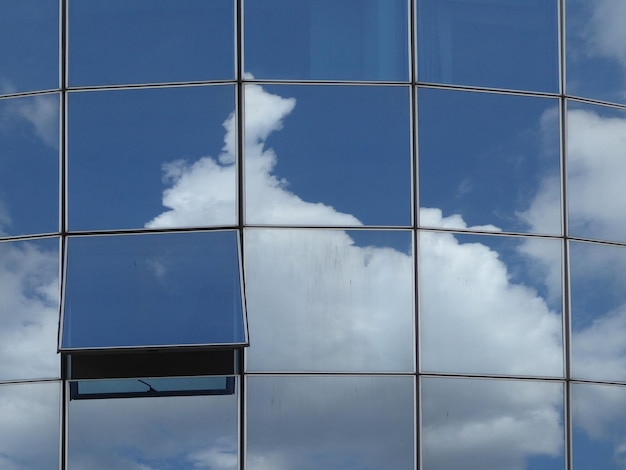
[0,1,58,95]
[0,238,59,381]
[68,85,236,231]
[68,376,238,470]
[420,232,563,377]
[61,231,245,350]
[245,0,408,81]
[418,88,561,235]
[247,375,414,470]
[567,102,626,243]
[421,377,564,470]
[0,381,61,470]
[244,84,411,226]
[0,94,59,237]
[417,0,559,92]
[570,241,626,382]
[69,0,235,86]
[245,229,414,372]
[566,0,626,105]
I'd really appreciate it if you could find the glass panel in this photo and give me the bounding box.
[0,94,59,237]
[69,0,235,86]
[566,0,626,105]
[572,383,626,470]
[0,381,60,470]
[417,0,559,92]
[244,0,408,81]
[0,1,58,95]
[68,376,238,470]
[567,102,626,243]
[247,375,414,470]
[68,85,236,231]
[421,377,564,470]
[61,231,245,350]
[0,238,59,381]
[418,88,561,235]
[245,229,414,372]
[244,84,411,226]
[420,232,563,376]
[570,241,626,382]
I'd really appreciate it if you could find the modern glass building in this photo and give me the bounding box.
[2,0,626,468]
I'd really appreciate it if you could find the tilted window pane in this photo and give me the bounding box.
[69,0,235,86]
[566,0,626,106]
[421,377,565,470]
[68,376,238,470]
[0,94,59,237]
[572,383,626,470]
[419,232,563,377]
[61,231,245,350]
[567,102,626,243]
[245,229,414,372]
[247,375,414,470]
[0,381,61,470]
[570,241,626,382]
[244,84,411,226]
[68,85,236,231]
[244,0,408,81]
[418,88,561,235]
[417,0,559,92]
[0,1,58,95]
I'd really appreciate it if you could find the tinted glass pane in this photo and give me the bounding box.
[0,94,59,237]
[417,0,559,92]
[69,0,234,86]
[570,241,626,382]
[0,1,58,95]
[245,0,408,81]
[420,231,563,376]
[566,0,626,105]
[62,231,245,349]
[421,377,564,470]
[418,88,561,235]
[0,381,61,470]
[68,377,238,470]
[244,84,411,226]
[247,375,414,470]
[0,238,59,381]
[567,102,626,243]
[68,85,236,230]
[245,229,413,372]
[572,383,626,470]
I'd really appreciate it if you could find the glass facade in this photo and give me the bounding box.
[2,1,626,468]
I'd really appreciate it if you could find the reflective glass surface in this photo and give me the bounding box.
[566,0,626,105]
[0,1,58,95]
[570,241,626,382]
[417,0,559,92]
[68,376,238,470]
[0,381,61,470]
[69,0,235,86]
[567,102,626,243]
[244,84,411,226]
[244,0,409,81]
[421,377,564,470]
[0,94,59,237]
[418,88,561,235]
[0,238,59,381]
[68,85,236,230]
[246,375,414,470]
[572,383,626,470]
[420,231,563,376]
[245,229,414,372]
[62,231,245,350]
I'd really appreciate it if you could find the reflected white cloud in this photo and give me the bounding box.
[583,0,626,69]
[0,93,58,149]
